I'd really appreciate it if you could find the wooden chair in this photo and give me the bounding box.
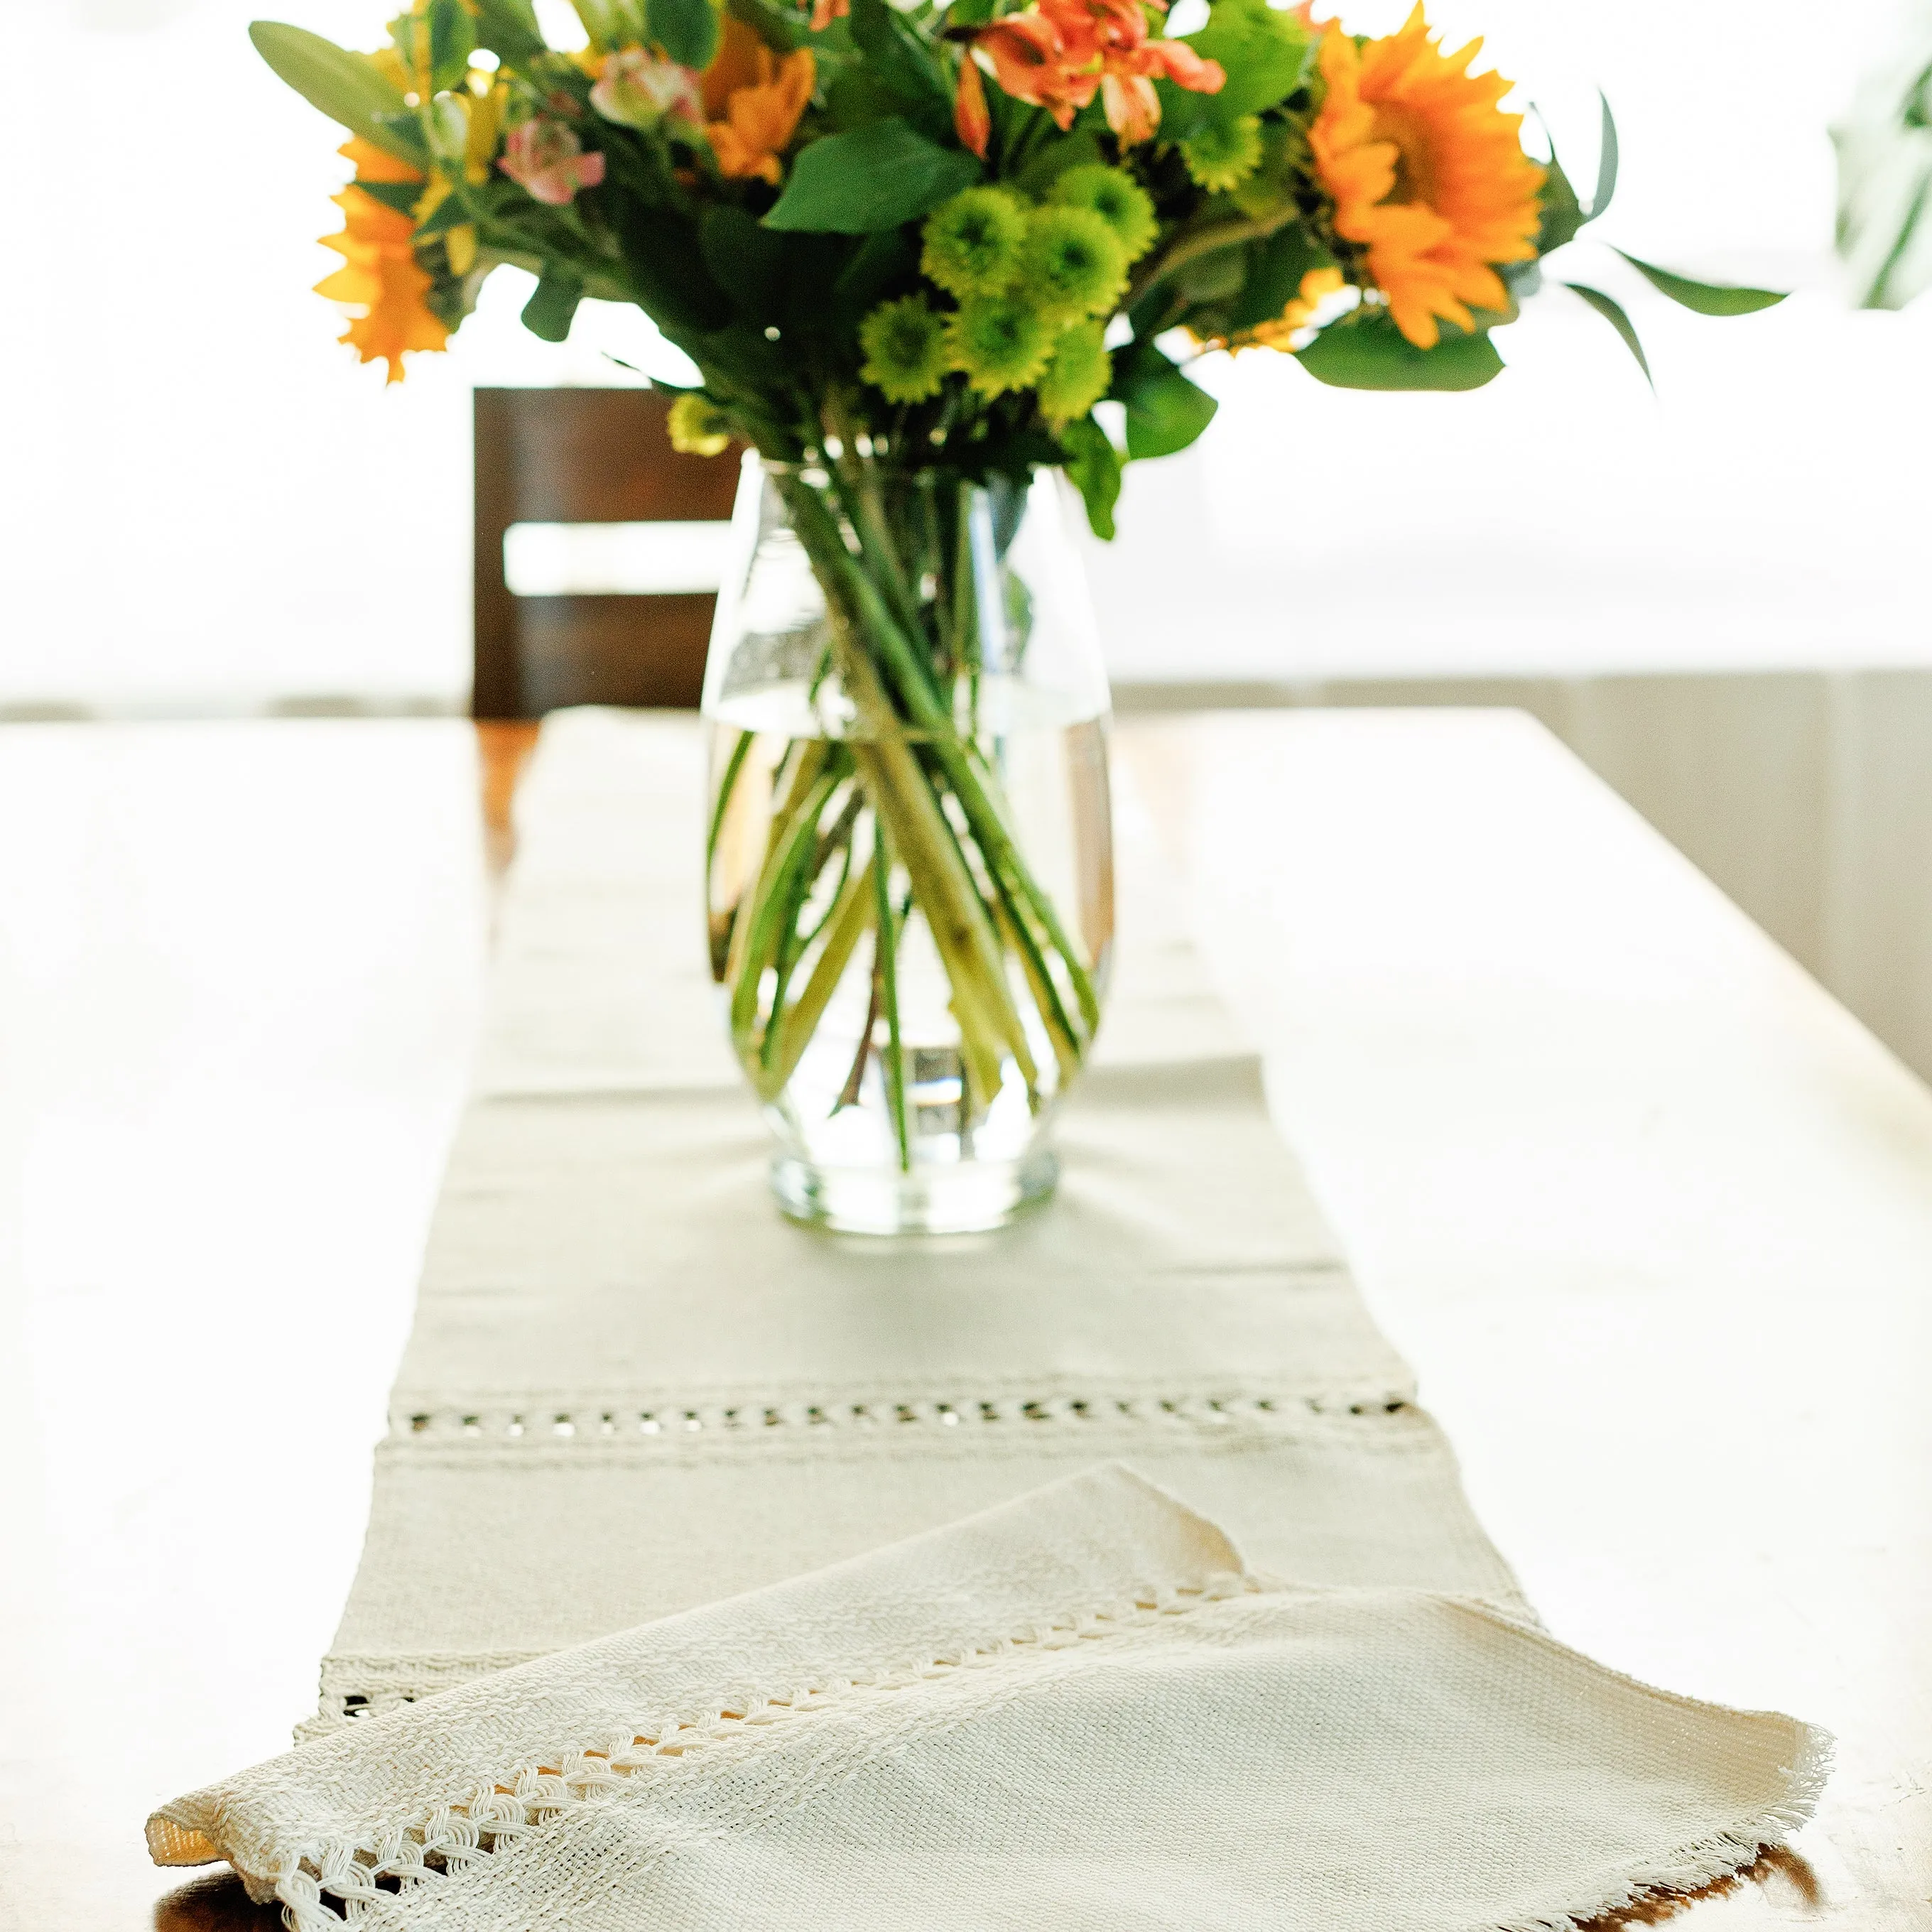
[472,387,742,717]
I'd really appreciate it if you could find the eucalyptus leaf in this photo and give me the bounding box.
[1058,416,1123,540]
[1613,250,1786,315]
[764,119,981,232]
[1296,310,1504,391]
[249,21,423,164]
[1563,281,1651,388]
[648,0,719,72]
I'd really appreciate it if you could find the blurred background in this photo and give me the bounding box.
[9,0,1932,1068]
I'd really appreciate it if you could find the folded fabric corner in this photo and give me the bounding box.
[150,1462,1825,1932]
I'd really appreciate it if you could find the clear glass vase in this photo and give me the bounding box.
[702,453,1114,1235]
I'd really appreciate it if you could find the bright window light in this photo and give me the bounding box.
[503,522,737,597]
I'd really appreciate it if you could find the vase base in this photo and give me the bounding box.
[771,1148,1059,1236]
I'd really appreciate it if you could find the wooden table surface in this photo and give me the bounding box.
[0,713,1924,1930]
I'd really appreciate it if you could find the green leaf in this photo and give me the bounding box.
[351,178,423,216]
[1295,310,1504,391]
[846,0,953,141]
[830,227,918,327]
[474,0,546,63]
[1110,340,1218,460]
[371,109,431,161]
[1015,129,1103,197]
[700,206,790,322]
[1563,281,1651,389]
[1159,0,1311,141]
[249,21,422,164]
[824,65,902,133]
[648,0,719,71]
[1589,90,1617,219]
[764,119,981,232]
[619,211,736,330]
[522,272,585,342]
[416,188,474,237]
[724,0,810,50]
[1613,250,1786,316]
[426,0,474,92]
[1536,153,1585,255]
[1225,223,1334,335]
[1059,416,1123,541]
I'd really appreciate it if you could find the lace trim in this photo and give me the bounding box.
[268,1573,1257,1930]
[394,1390,1411,1442]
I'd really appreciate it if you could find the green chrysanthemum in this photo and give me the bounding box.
[858,295,950,405]
[667,392,731,456]
[946,293,1053,397]
[1181,115,1265,192]
[1019,206,1129,323]
[1050,164,1158,265]
[1036,320,1111,428]
[921,187,1029,299]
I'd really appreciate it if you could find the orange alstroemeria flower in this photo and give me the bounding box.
[702,16,815,184]
[954,0,1222,155]
[315,138,448,383]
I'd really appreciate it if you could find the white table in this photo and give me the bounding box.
[0,712,1924,1928]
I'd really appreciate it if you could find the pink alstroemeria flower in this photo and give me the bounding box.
[589,48,702,130]
[499,119,607,205]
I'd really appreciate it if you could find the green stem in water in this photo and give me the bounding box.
[705,728,754,875]
[729,762,838,1063]
[775,472,1035,1098]
[763,851,877,1099]
[819,519,1102,1038]
[872,815,912,1171]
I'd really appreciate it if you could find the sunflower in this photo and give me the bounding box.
[315,139,448,382]
[1308,5,1543,349]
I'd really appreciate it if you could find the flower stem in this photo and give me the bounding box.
[872,820,912,1170]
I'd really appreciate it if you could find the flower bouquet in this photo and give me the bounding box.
[257,0,1779,1231]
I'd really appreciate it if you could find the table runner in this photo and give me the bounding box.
[156,1466,1825,1932]
[310,707,1524,1736]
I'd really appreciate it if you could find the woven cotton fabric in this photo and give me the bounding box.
[150,1468,1825,1932]
[304,710,1521,1734]
[148,713,1826,1928]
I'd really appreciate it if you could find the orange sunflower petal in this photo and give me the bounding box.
[1310,4,1542,349]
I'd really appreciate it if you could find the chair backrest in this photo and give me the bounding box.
[472,386,742,717]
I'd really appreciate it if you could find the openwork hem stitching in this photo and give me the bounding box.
[262,1573,1257,1931]
[392,1389,1414,1443]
